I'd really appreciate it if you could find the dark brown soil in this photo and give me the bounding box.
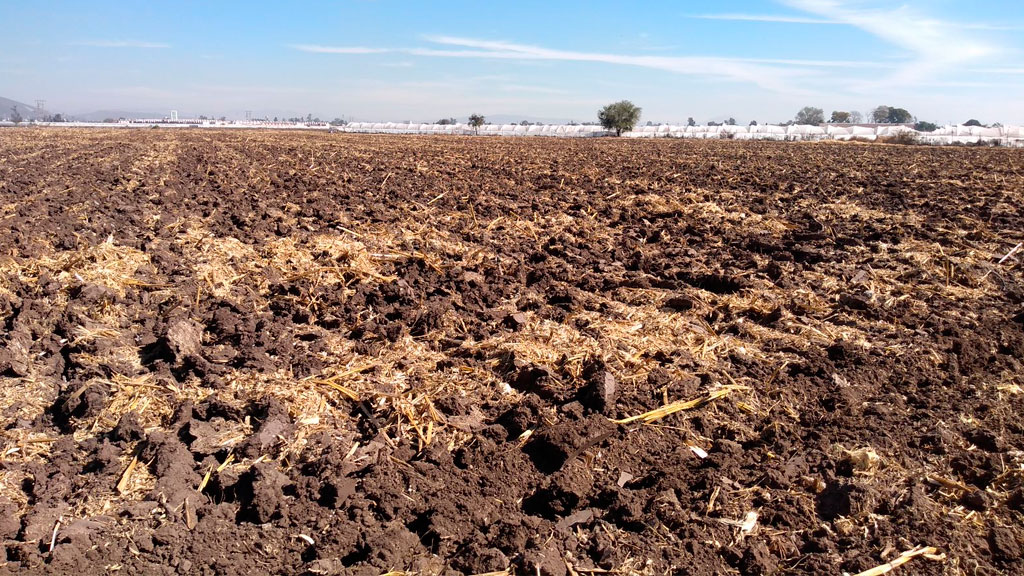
[0,129,1022,575]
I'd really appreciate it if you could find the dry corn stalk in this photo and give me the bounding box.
[612,385,748,424]
[849,545,944,576]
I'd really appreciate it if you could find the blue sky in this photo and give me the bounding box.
[2,0,1024,124]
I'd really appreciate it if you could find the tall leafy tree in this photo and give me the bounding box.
[795,106,824,125]
[830,111,851,123]
[598,100,642,136]
[872,105,913,123]
[888,108,912,123]
[468,114,485,134]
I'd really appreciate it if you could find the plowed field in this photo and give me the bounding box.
[1,129,1022,575]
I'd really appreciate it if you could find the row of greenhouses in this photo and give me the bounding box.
[12,120,1021,145]
[334,122,1023,145]
[340,122,608,136]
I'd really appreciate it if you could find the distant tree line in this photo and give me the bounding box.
[5,105,69,124]
[787,105,947,133]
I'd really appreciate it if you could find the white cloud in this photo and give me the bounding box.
[193,84,313,95]
[73,40,170,49]
[958,23,1024,31]
[292,39,816,93]
[980,68,1024,74]
[289,36,891,94]
[689,13,840,24]
[498,84,569,95]
[410,36,880,93]
[782,0,997,68]
[693,10,1023,31]
[290,44,390,54]
[288,6,1009,104]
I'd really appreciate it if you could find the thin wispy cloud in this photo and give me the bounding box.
[958,23,1024,31]
[979,68,1024,74]
[292,36,890,94]
[281,2,1016,117]
[619,33,678,52]
[499,84,569,95]
[776,0,1008,95]
[689,13,840,24]
[73,40,170,49]
[692,10,1023,31]
[419,35,883,71]
[290,44,390,54]
[3,0,1020,125]
[195,84,312,95]
[782,0,996,66]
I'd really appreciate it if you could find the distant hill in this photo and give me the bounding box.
[0,96,40,120]
[1,98,164,122]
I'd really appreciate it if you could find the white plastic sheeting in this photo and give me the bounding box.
[318,122,1024,146]
[17,119,1022,146]
[13,119,1023,146]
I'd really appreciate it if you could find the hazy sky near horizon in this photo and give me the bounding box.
[3,0,1024,124]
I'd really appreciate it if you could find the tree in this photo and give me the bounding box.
[888,108,912,124]
[10,106,22,125]
[964,119,983,126]
[749,120,758,126]
[914,120,938,132]
[795,106,824,125]
[830,111,851,123]
[329,118,347,126]
[687,117,696,127]
[872,105,913,124]
[850,111,863,123]
[597,100,641,136]
[725,117,736,126]
[468,114,485,134]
